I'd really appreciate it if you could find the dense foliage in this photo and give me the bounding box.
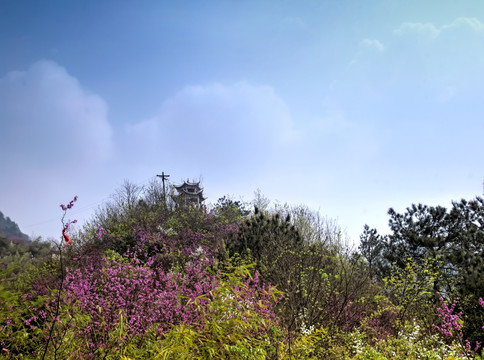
[360,198,484,347]
[1,181,483,359]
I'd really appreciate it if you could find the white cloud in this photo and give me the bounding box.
[394,22,439,38]
[360,38,385,52]
[123,82,298,177]
[391,16,484,99]
[350,38,384,66]
[0,60,113,171]
[444,17,484,33]
[394,17,484,39]
[0,60,114,239]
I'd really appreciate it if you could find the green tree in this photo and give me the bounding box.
[359,225,385,281]
[230,207,302,265]
[363,197,484,344]
[212,196,250,224]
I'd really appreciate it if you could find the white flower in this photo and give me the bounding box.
[301,324,314,335]
[190,246,205,258]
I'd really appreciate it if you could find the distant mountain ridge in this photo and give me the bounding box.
[0,211,30,241]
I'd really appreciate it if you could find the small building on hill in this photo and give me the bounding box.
[174,180,206,205]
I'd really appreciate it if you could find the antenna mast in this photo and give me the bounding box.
[157,172,170,209]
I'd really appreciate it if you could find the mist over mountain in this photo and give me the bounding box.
[0,211,30,241]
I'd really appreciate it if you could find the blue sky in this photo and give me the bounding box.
[1,0,483,243]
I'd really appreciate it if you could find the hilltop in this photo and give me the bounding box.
[0,210,29,241]
[0,181,483,359]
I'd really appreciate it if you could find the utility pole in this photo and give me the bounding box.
[157,172,170,210]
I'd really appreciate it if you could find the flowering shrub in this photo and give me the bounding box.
[434,297,464,338]
[433,296,484,357]
[155,265,284,360]
[350,322,466,360]
[58,251,281,358]
[62,255,215,356]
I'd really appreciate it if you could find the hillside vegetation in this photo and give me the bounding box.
[0,211,29,242]
[1,180,483,359]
